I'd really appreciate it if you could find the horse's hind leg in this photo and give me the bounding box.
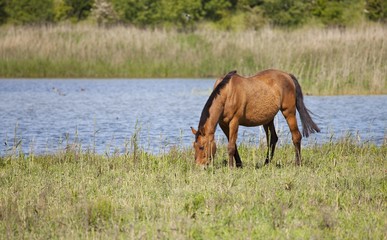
[282,109,302,165]
[263,120,278,165]
[233,144,242,167]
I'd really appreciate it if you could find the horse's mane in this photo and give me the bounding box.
[196,70,236,138]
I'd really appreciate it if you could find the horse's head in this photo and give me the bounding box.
[191,127,216,166]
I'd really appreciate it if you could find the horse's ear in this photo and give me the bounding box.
[190,127,197,135]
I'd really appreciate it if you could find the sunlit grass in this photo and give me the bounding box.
[0,24,386,95]
[0,134,385,239]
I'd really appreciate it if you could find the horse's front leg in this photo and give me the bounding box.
[227,120,241,168]
[219,122,242,168]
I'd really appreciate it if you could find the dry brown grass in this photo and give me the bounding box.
[0,23,386,95]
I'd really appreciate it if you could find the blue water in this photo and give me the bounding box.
[1,79,386,155]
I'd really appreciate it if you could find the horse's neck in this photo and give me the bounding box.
[204,96,225,135]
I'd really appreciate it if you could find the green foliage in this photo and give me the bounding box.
[203,0,232,21]
[110,0,203,29]
[5,0,54,24]
[91,0,118,26]
[62,0,93,22]
[0,0,7,24]
[157,0,203,29]
[52,0,94,22]
[262,0,310,27]
[240,4,267,30]
[53,0,72,21]
[0,0,386,27]
[311,0,364,27]
[365,0,387,22]
[111,0,159,27]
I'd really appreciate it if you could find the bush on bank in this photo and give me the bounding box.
[0,0,386,29]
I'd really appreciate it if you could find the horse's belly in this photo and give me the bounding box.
[241,99,280,126]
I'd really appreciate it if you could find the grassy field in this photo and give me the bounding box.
[0,24,386,95]
[0,139,386,239]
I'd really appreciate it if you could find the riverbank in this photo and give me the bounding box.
[0,24,386,95]
[0,140,385,239]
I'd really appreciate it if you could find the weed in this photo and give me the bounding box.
[0,134,385,238]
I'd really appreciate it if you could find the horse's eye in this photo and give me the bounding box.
[199,146,204,150]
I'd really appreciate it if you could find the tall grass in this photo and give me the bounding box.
[0,24,386,95]
[0,137,386,239]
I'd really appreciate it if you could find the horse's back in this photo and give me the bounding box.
[251,69,295,91]
[248,69,297,108]
[223,70,292,126]
[235,69,294,100]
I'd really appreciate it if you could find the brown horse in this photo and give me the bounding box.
[191,69,320,167]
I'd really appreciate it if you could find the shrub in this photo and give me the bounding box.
[54,0,93,22]
[262,0,310,27]
[311,0,364,27]
[5,0,54,25]
[365,0,387,22]
[0,0,7,24]
[91,0,117,26]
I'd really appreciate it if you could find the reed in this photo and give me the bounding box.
[0,137,385,239]
[0,24,386,95]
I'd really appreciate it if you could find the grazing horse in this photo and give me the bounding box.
[191,69,320,167]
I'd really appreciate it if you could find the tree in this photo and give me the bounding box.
[202,0,232,21]
[0,0,7,24]
[311,0,364,27]
[365,0,387,22]
[111,0,161,27]
[158,0,203,29]
[58,0,93,22]
[91,0,117,26]
[262,0,311,27]
[6,0,54,24]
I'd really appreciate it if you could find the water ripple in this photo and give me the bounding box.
[1,79,386,154]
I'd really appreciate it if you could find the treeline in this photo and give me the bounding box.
[0,0,386,29]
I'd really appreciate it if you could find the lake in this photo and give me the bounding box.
[1,79,386,155]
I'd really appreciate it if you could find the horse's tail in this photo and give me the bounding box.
[290,74,320,137]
